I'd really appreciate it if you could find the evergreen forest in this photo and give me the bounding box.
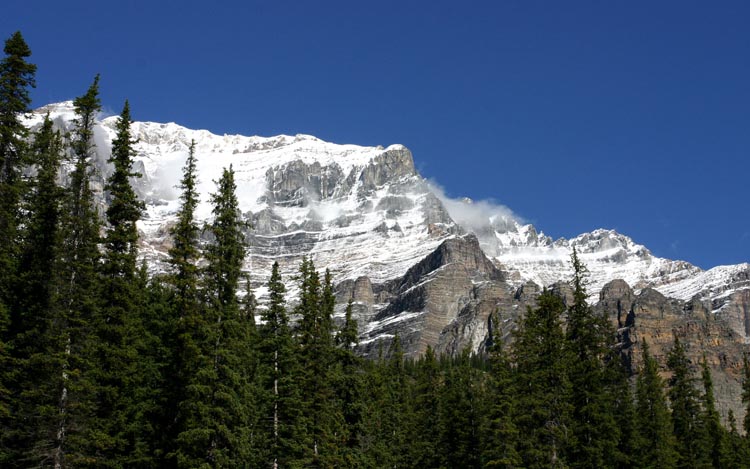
[2,31,750,468]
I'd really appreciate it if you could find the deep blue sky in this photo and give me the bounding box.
[4,1,749,269]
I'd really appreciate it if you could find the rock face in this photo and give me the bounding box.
[595,279,748,427]
[23,102,750,414]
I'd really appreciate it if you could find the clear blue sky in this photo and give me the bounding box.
[4,0,749,269]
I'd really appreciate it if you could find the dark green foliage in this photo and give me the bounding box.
[0,31,36,341]
[633,340,678,468]
[164,138,202,465]
[168,139,200,312]
[2,115,68,466]
[699,357,728,468]
[358,336,410,468]
[408,346,442,468]
[256,262,304,467]
[51,76,103,466]
[667,336,711,469]
[483,315,521,468]
[513,290,571,468]
[564,249,621,468]
[91,100,156,466]
[725,410,750,468]
[173,165,254,467]
[438,349,485,469]
[333,300,365,466]
[0,33,36,442]
[294,259,344,466]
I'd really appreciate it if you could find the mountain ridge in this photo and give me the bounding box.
[24,102,750,350]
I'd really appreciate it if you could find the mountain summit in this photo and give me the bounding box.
[25,102,750,354]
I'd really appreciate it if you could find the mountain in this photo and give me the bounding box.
[25,102,750,413]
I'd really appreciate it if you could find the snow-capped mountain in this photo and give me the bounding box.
[25,102,750,350]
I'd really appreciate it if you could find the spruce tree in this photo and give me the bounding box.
[333,299,365,466]
[724,410,750,468]
[667,335,711,468]
[93,100,155,466]
[408,345,442,468]
[699,356,728,468]
[3,115,68,466]
[0,31,36,332]
[174,165,254,467]
[564,249,620,468]
[512,290,571,468]
[294,259,343,466]
[256,262,303,468]
[53,76,103,466]
[438,349,484,469]
[164,139,202,464]
[633,340,678,469]
[0,33,36,441]
[358,336,409,468]
[483,314,521,468]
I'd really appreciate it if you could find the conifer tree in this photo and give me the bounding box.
[699,356,728,468]
[512,290,571,468]
[294,259,343,466]
[0,31,36,336]
[483,314,521,468]
[667,335,711,468]
[0,33,36,439]
[724,410,750,468]
[2,115,68,466]
[168,140,200,312]
[256,262,303,468]
[408,345,442,468]
[359,336,410,467]
[633,340,678,469]
[164,139,202,463]
[333,299,365,466]
[93,100,156,466]
[174,165,254,467]
[438,349,484,469]
[53,76,103,466]
[564,249,620,468]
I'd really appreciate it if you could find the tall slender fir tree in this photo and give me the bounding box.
[0,33,36,446]
[633,340,678,468]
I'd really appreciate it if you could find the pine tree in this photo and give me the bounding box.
[0,33,36,445]
[564,249,620,468]
[174,165,254,467]
[667,335,711,469]
[633,340,678,469]
[483,314,521,468]
[512,290,571,468]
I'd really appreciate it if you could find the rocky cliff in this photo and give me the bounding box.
[24,103,750,416]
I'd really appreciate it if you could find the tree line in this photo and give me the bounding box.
[1,30,750,468]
